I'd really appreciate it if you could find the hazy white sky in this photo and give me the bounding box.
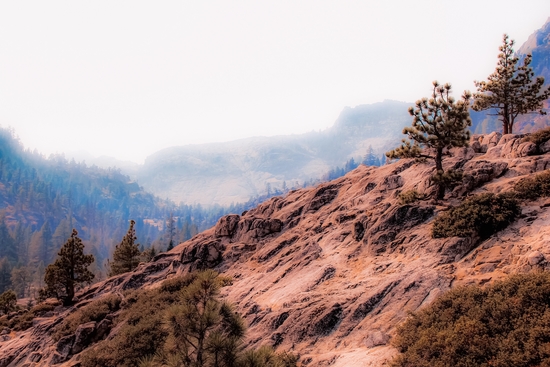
[0,1,549,163]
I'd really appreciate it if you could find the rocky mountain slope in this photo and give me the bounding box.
[134,100,411,206]
[2,130,550,366]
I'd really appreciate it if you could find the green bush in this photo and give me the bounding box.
[398,190,425,205]
[523,126,550,145]
[159,272,198,294]
[80,276,192,367]
[9,312,34,331]
[29,301,57,316]
[513,170,550,200]
[53,294,121,340]
[81,272,297,367]
[432,193,520,239]
[0,290,17,315]
[392,272,550,367]
[80,315,168,367]
[0,300,61,332]
[239,346,299,367]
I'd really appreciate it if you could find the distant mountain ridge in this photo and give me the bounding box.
[77,19,550,207]
[135,100,412,206]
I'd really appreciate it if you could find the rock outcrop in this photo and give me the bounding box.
[3,132,550,366]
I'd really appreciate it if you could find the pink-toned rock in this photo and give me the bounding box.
[470,140,482,153]
[500,137,522,157]
[215,214,240,237]
[514,141,538,157]
[498,133,519,146]
[72,321,97,354]
[6,133,550,367]
[450,146,476,160]
[381,175,403,190]
[485,145,504,159]
[527,251,545,265]
[365,330,390,348]
[540,139,550,153]
[480,131,502,152]
[55,334,75,362]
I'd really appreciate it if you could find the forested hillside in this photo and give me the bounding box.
[0,128,255,296]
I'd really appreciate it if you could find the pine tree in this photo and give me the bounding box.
[387,81,471,200]
[108,220,141,277]
[0,290,16,315]
[0,258,12,294]
[0,217,17,263]
[11,266,31,298]
[36,221,53,265]
[363,145,381,166]
[52,218,71,255]
[164,270,245,367]
[473,34,550,134]
[182,221,191,242]
[165,213,175,252]
[14,222,30,264]
[41,229,94,306]
[166,239,174,252]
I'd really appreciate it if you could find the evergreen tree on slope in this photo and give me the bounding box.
[41,229,94,306]
[108,220,141,277]
[473,34,550,134]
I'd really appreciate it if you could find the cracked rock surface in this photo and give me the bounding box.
[3,133,550,367]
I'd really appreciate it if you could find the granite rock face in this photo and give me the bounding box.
[3,133,550,367]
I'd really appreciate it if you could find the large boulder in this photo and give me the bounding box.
[72,321,97,354]
[180,240,225,269]
[214,214,240,237]
[235,217,283,243]
[480,131,502,153]
[54,334,75,363]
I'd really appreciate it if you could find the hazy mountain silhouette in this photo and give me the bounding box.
[135,100,412,206]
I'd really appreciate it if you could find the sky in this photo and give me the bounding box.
[0,1,549,164]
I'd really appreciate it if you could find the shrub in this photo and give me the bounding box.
[0,290,17,315]
[53,294,121,340]
[392,272,550,367]
[523,126,550,145]
[81,271,297,367]
[432,193,520,239]
[80,278,188,367]
[398,190,425,205]
[80,315,168,367]
[159,272,198,294]
[29,301,58,316]
[0,300,59,332]
[239,346,299,367]
[9,311,34,331]
[513,170,550,200]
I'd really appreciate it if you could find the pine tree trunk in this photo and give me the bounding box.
[503,105,510,134]
[435,148,445,200]
[64,280,74,306]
